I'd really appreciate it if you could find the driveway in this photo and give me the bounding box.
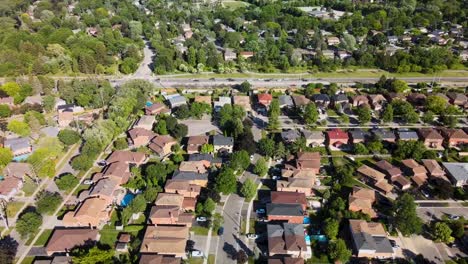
[416,206,468,222]
[396,232,445,263]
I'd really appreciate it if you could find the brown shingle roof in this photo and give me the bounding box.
[3,162,33,178]
[106,150,146,164]
[155,193,184,207]
[46,228,99,253]
[139,255,181,264]
[270,191,307,206]
[357,165,386,181]
[418,129,443,140]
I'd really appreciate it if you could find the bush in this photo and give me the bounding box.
[58,129,81,146]
[71,155,94,171]
[55,173,79,192]
[16,211,42,239]
[114,138,128,150]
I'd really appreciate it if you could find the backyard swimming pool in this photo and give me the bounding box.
[121,193,135,207]
[146,101,153,107]
[303,216,311,224]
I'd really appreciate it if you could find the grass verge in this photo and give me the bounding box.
[190,226,210,236]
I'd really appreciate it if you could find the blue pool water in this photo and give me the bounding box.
[303,217,311,224]
[305,235,311,245]
[13,153,31,162]
[146,101,153,107]
[311,235,328,242]
[121,193,135,207]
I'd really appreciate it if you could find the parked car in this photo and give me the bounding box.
[191,250,204,257]
[256,208,265,214]
[272,175,280,180]
[83,180,93,185]
[196,217,207,222]
[246,233,258,239]
[250,155,255,161]
[449,214,460,220]
[421,189,431,198]
[97,160,106,166]
[389,240,399,249]
[217,227,224,236]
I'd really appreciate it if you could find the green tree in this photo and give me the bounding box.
[36,191,63,215]
[258,137,275,157]
[355,105,372,124]
[230,150,250,171]
[72,245,115,264]
[390,79,409,93]
[432,222,454,243]
[58,129,81,146]
[154,120,168,135]
[201,144,214,154]
[426,95,447,114]
[43,95,55,112]
[215,167,237,194]
[0,148,13,168]
[203,198,216,215]
[16,211,42,239]
[171,124,188,139]
[303,103,319,125]
[324,218,339,239]
[113,138,128,150]
[238,81,251,93]
[353,143,369,155]
[240,178,257,201]
[190,102,211,119]
[394,140,426,161]
[0,105,11,118]
[440,114,457,128]
[393,193,423,236]
[268,99,280,131]
[7,120,30,136]
[55,173,79,192]
[328,239,351,263]
[381,104,393,123]
[145,163,170,187]
[422,111,435,124]
[253,157,268,176]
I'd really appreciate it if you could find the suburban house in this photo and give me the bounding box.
[233,96,252,111]
[145,103,170,116]
[165,94,187,108]
[326,128,349,148]
[292,95,311,109]
[149,135,177,158]
[351,95,369,107]
[4,137,32,157]
[149,205,193,227]
[270,191,307,211]
[368,94,387,110]
[128,128,156,147]
[357,165,393,194]
[327,36,340,46]
[418,129,444,150]
[139,255,181,264]
[311,94,329,108]
[140,225,189,259]
[3,162,33,179]
[401,159,428,187]
[214,96,231,112]
[155,192,195,211]
[348,186,377,218]
[371,129,396,143]
[171,171,208,187]
[440,128,468,148]
[266,203,304,223]
[194,96,212,105]
[396,129,419,141]
[375,160,410,190]
[442,162,468,187]
[407,93,426,108]
[186,135,209,154]
[281,130,301,143]
[267,223,311,259]
[302,130,324,147]
[282,152,320,177]
[279,95,294,109]
[0,174,23,200]
[62,197,111,227]
[212,134,234,153]
[276,177,315,197]
[178,160,210,174]
[447,92,467,106]
[224,48,237,61]
[239,51,254,59]
[188,153,222,167]
[422,159,447,181]
[164,179,201,198]
[45,228,99,256]
[349,219,394,259]
[106,150,147,166]
[349,129,370,144]
[333,94,349,106]
[257,93,273,108]
[134,115,155,131]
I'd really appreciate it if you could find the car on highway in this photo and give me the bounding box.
[209,78,215,81]
[227,78,235,81]
[256,208,266,214]
[190,250,204,257]
[217,227,224,236]
[246,233,258,239]
[196,217,207,222]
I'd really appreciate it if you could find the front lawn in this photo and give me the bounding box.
[22,177,38,197]
[34,229,53,246]
[190,225,210,236]
[6,201,25,217]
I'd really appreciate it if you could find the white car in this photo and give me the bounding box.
[191,250,204,257]
[196,216,207,222]
[246,233,258,239]
[272,175,280,180]
[250,155,255,160]
[83,180,93,185]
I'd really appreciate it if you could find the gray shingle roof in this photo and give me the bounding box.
[279,95,294,107]
[266,203,303,216]
[212,135,233,146]
[442,162,468,183]
[172,171,208,181]
[397,129,419,140]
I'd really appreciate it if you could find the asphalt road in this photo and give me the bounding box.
[216,194,245,263]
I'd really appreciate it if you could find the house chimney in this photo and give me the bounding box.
[169,211,173,223]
